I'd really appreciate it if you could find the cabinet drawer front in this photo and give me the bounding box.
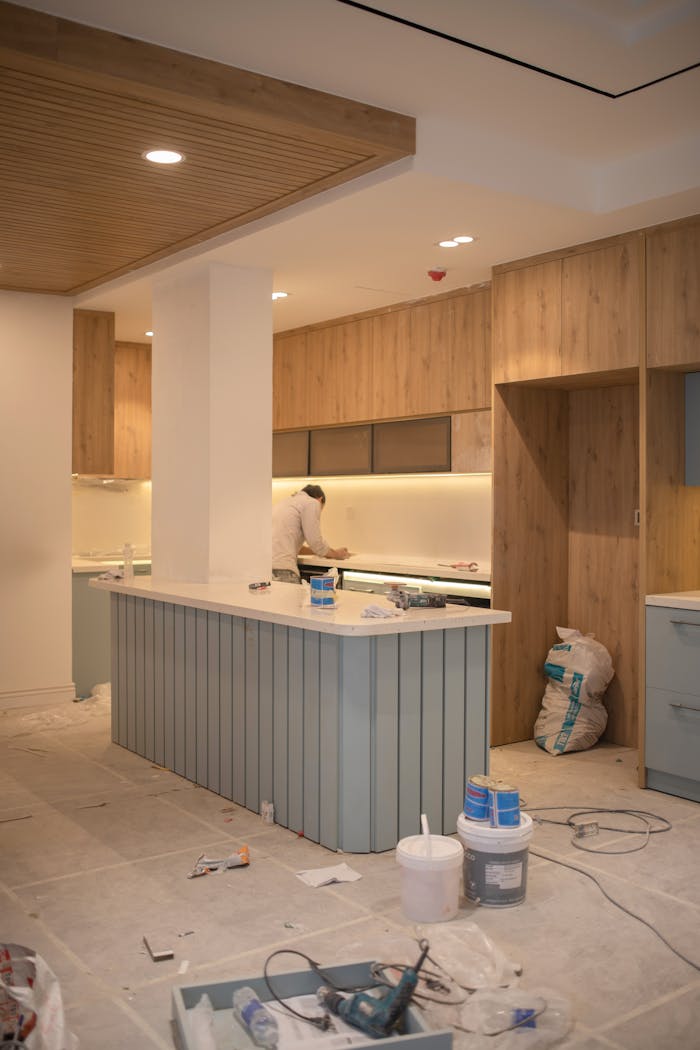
[645,687,700,782]
[646,606,700,693]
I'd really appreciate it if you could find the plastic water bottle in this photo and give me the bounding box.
[232,987,278,1048]
[122,542,134,581]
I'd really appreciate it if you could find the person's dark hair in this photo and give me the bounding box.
[302,483,326,504]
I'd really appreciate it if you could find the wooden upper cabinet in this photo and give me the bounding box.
[647,218,700,369]
[562,237,643,375]
[492,260,562,382]
[273,330,308,430]
[73,309,115,474]
[113,342,151,478]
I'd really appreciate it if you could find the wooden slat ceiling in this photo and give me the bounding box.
[0,1,415,295]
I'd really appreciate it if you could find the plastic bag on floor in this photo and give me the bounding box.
[460,986,572,1048]
[0,944,78,1049]
[534,627,613,755]
[418,923,521,989]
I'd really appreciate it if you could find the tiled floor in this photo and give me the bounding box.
[1,697,699,1049]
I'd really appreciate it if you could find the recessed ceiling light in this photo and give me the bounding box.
[145,330,154,337]
[438,240,459,248]
[453,235,475,243]
[143,149,184,165]
[272,291,289,300]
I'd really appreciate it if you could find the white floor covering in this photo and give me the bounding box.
[1,696,698,1049]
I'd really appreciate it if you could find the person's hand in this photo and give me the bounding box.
[331,547,350,560]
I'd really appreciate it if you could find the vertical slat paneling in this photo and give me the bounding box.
[421,631,445,833]
[373,635,399,851]
[195,609,209,787]
[207,611,220,794]
[319,633,339,850]
[258,621,275,810]
[110,594,121,744]
[184,606,197,782]
[232,618,246,805]
[245,620,260,812]
[339,637,372,853]
[443,628,466,833]
[126,595,136,751]
[465,627,488,776]
[134,598,145,755]
[398,633,422,840]
[273,625,289,827]
[303,632,320,843]
[153,601,164,766]
[143,599,155,761]
[162,603,174,770]
[288,627,304,832]
[173,604,186,777]
[218,615,233,800]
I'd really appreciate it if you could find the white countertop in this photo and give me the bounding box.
[90,576,510,636]
[298,552,491,583]
[646,591,700,611]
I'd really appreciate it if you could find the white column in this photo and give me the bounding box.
[151,262,273,583]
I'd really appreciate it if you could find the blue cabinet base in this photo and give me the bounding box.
[646,768,700,804]
[109,593,491,852]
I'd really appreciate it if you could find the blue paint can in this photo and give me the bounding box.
[488,785,521,828]
[310,574,336,608]
[464,775,491,821]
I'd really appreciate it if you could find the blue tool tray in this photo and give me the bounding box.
[172,961,453,1049]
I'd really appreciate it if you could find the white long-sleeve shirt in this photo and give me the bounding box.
[272,491,330,573]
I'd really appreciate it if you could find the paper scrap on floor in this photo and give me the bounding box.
[295,863,362,887]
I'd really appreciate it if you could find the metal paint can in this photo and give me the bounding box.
[310,574,336,608]
[488,784,521,827]
[464,774,492,821]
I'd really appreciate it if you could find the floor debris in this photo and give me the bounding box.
[295,863,362,887]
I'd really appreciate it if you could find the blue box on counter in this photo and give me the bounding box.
[172,961,453,1049]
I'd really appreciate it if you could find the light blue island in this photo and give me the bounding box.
[91,577,510,852]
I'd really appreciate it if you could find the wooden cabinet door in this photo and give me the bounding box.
[114,342,151,478]
[72,309,114,474]
[647,220,700,368]
[492,260,562,382]
[562,238,642,375]
[451,287,491,410]
[273,330,308,430]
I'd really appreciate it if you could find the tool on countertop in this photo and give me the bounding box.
[316,939,430,1039]
[386,589,447,610]
[249,580,271,591]
[438,561,479,572]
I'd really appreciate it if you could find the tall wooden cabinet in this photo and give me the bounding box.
[490,215,700,764]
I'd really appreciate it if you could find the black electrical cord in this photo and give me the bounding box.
[527,805,672,854]
[261,948,380,1030]
[369,960,467,1006]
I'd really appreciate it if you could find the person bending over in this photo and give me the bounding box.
[272,484,349,583]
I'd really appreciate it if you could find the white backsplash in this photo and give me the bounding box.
[272,474,492,569]
[73,473,492,569]
[72,478,151,556]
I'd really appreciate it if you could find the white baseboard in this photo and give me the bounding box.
[0,683,76,711]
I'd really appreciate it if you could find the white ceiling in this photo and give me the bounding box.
[17,0,700,337]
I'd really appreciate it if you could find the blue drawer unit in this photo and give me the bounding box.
[646,602,700,803]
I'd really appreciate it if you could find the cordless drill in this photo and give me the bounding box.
[316,940,430,1039]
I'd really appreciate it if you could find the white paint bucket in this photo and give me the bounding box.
[396,834,463,923]
[457,812,533,908]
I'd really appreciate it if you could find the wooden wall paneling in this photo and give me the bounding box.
[451,410,492,473]
[451,287,492,410]
[567,385,640,747]
[562,237,643,375]
[646,370,700,595]
[273,330,308,430]
[491,385,569,744]
[114,340,151,477]
[646,219,700,368]
[492,260,562,382]
[72,308,114,473]
[371,306,411,420]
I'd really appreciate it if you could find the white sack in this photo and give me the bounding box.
[534,627,613,755]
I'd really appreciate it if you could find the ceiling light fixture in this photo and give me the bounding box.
[454,235,475,243]
[438,240,459,248]
[272,291,289,300]
[143,149,184,165]
[145,330,154,337]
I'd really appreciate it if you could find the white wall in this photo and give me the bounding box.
[0,292,74,707]
[272,473,492,569]
[72,479,151,555]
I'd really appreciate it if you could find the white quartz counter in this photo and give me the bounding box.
[73,557,151,574]
[297,552,491,583]
[645,590,700,611]
[90,576,510,636]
